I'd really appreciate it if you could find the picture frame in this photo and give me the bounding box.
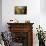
[14,6,27,15]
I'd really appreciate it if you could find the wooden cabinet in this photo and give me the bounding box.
[7,23,34,46]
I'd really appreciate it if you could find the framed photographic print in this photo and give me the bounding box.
[14,6,27,15]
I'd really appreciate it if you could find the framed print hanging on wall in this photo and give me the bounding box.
[14,6,27,15]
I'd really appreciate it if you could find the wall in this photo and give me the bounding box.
[2,0,46,46]
[0,0,2,32]
[40,0,46,31]
[2,0,40,31]
[40,0,46,13]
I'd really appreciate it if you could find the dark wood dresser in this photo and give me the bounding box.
[7,23,34,46]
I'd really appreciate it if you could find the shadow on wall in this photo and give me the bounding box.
[40,0,46,13]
